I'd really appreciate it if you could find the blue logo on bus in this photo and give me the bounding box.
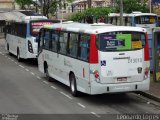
[101,60,106,66]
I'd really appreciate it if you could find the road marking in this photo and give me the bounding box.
[30,72,35,76]
[43,81,49,84]
[19,65,24,68]
[25,69,29,72]
[2,54,4,55]
[11,59,14,62]
[0,52,2,54]
[91,112,101,118]
[8,57,11,60]
[15,62,17,64]
[36,76,41,80]
[60,92,73,100]
[51,86,57,90]
[77,103,86,108]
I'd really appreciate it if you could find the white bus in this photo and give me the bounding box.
[4,11,56,61]
[38,22,150,96]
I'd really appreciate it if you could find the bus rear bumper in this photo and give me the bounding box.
[90,79,150,95]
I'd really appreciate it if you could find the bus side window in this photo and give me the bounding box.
[38,29,44,53]
[67,33,78,58]
[59,32,68,54]
[51,31,58,52]
[44,30,50,50]
[78,34,90,61]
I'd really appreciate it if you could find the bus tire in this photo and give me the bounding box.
[70,74,79,97]
[44,64,53,82]
[17,48,22,62]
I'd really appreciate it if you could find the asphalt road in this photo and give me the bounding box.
[0,38,160,120]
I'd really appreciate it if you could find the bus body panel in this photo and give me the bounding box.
[38,50,91,94]
[6,34,26,57]
[90,77,149,95]
[89,53,150,95]
[99,50,144,84]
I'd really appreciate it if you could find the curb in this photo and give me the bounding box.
[135,91,160,103]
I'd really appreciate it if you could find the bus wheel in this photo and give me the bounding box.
[17,49,22,62]
[70,74,79,97]
[44,64,53,82]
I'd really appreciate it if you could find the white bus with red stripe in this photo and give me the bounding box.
[37,22,150,96]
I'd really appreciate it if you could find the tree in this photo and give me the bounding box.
[114,0,149,13]
[39,0,73,18]
[16,0,33,9]
[70,7,112,23]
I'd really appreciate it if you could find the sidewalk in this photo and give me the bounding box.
[139,75,160,103]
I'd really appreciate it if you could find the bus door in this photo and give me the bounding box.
[97,31,146,84]
[153,28,160,81]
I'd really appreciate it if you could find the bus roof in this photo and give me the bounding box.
[43,22,147,34]
[0,10,47,23]
[108,12,157,17]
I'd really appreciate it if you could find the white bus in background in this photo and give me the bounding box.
[4,10,57,61]
[38,22,150,96]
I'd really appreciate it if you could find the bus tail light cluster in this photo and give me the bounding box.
[28,41,33,53]
[144,32,149,61]
[93,70,100,83]
[144,67,149,80]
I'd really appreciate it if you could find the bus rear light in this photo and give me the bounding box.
[93,70,100,82]
[89,34,98,64]
[28,41,33,53]
[144,32,149,61]
[144,67,149,80]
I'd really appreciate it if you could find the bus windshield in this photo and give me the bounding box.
[135,15,157,24]
[30,20,54,37]
[97,31,146,51]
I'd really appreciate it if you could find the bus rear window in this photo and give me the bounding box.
[97,31,145,51]
[135,16,157,24]
[30,21,54,37]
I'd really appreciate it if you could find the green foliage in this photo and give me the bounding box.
[115,0,149,13]
[15,0,32,9]
[70,7,112,22]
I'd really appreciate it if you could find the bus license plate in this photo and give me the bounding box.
[117,77,127,82]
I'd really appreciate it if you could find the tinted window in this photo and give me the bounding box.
[67,33,78,57]
[97,31,146,52]
[59,32,68,54]
[51,31,59,52]
[78,34,90,61]
[43,30,50,49]
[30,21,54,37]
[135,16,157,24]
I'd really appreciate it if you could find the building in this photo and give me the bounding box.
[56,0,115,19]
[0,0,15,11]
[71,0,116,12]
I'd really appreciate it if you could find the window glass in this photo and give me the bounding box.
[135,16,157,24]
[38,29,44,53]
[78,34,90,61]
[59,32,68,54]
[97,31,146,52]
[44,30,50,49]
[68,33,78,57]
[51,31,59,52]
